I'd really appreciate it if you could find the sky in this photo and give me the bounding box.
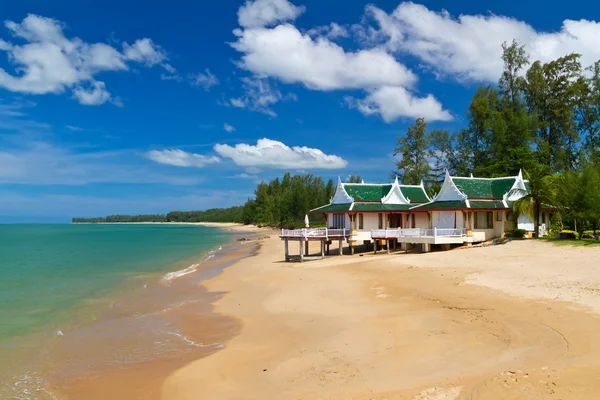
[2,0,600,222]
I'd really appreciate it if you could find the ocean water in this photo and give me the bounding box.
[0,223,235,399]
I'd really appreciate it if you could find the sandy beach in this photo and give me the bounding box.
[158,229,600,400]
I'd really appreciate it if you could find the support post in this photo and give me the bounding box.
[305,240,309,257]
[321,240,325,258]
[299,240,304,263]
[374,240,378,254]
[387,240,391,254]
[422,243,431,253]
[350,241,354,255]
[339,239,343,255]
[285,239,289,261]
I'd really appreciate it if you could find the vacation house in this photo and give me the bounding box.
[410,170,551,241]
[280,171,551,260]
[310,177,431,242]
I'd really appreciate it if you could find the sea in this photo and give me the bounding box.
[0,223,250,400]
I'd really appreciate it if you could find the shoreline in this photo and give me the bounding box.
[1,224,268,400]
[161,236,600,399]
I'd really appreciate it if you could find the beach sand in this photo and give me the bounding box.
[159,233,600,400]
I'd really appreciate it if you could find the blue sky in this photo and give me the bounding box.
[1,0,599,222]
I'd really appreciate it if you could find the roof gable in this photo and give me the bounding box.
[451,176,517,200]
[344,184,392,202]
[400,185,430,203]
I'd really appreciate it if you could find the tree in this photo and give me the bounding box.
[346,175,362,183]
[508,166,556,238]
[394,118,430,185]
[525,54,583,172]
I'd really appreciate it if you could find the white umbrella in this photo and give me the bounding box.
[305,214,310,228]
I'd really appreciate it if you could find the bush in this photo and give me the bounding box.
[555,229,579,239]
[505,229,526,238]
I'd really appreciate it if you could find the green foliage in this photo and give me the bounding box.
[346,175,362,183]
[505,228,526,238]
[394,117,430,185]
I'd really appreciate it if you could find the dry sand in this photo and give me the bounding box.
[161,234,600,400]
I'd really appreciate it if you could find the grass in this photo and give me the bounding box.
[538,237,600,247]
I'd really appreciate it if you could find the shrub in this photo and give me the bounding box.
[505,229,526,238]
[555,229,579,239]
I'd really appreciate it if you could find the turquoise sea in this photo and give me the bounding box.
[0,223,235,399]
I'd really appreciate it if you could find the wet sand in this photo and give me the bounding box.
[161,236,600,399]
[41,225,268,400]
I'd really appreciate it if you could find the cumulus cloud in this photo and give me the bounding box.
[224,123,236,132]
[0,14,170,105]
[361,2,600,82]
[347,86,452,122]
[214,138,348,169]
[307,23,349,40]
[238,0,306,28]
[144,149,220,168]
[231,24,416,91]
[230,0,450,122]
[72,81,112,106]
[191,68,219,90]
[229,76,293,117]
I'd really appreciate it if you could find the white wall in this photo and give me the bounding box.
[414,213,429,229]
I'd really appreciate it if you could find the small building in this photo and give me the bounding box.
[310,177,431,243]
[410,170,551,241]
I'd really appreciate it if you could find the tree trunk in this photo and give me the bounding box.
[533,201,541,239]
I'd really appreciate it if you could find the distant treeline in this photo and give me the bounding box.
[73,173,340,228]
[72,207,245,224]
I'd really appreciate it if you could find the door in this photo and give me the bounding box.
[436,211,455,229]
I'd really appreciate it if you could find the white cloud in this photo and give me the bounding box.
[224,123,236,132]
[307,23,349,40]
[229,76,292,117]
[231,24,416,91]
[0,14,169,105]
[348,86,452,122]
[66,125,84,131]
[361,2,600,82]
[122,38,167,66]
[230,0,449,122]
[72,81,111,106]
[144,149,221,168]
[214,138,348,169]
[160,73,182,82]
[238,0,306,28]
[191,68,219,91]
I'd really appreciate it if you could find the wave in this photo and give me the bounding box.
[161,246,224,284]
[165,331,224,349]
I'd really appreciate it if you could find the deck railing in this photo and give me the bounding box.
[281,228,350,239]
[371,228,467,239]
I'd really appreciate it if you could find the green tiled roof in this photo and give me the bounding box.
[410,200,468,210]
[451,177,516,199]
[469,200,507,209]
[491,178,517,199]
[311,203,351,213]
[353,203,413,211]
[343,184,392,202]
[400,186,429,203]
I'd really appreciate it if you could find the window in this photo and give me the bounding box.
[358,213,364,230]
[332,214,345,229]
[497,211,503,222]
[506,211,515,221]
[378,213,383,229]
[475,211,494,229]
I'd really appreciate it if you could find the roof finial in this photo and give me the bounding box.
[394,175,399,185]
[420,178,424,187]
[470,172,473,178]
[517,168,523,180]
[361,178,365,184]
